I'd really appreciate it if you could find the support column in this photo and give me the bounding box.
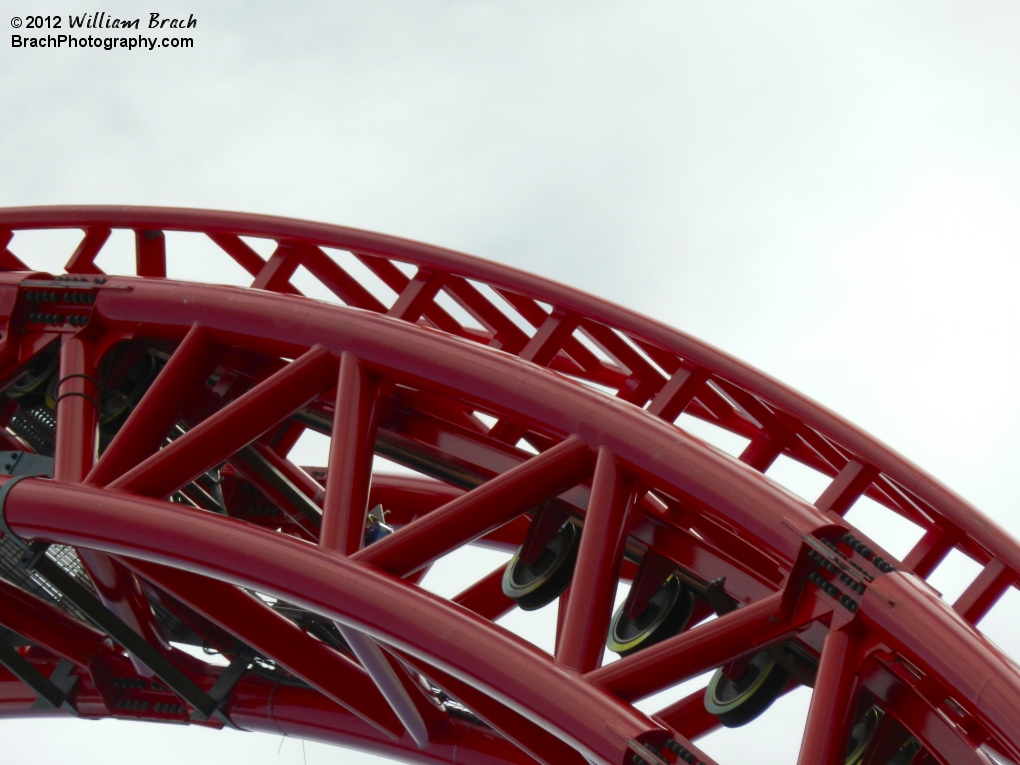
[796,628,860,765]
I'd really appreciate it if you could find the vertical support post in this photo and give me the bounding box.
[54,336,99,483]
[796,628,860,765]
[316,354,432,744]
[134,229,166,277]
[556,448,632,672]
[55,336,168,673]
[321,352,378,556]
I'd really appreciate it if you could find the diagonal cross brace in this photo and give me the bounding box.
[0,628,78,715]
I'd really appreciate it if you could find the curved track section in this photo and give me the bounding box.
[0,207,1015,765]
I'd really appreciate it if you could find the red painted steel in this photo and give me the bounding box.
[0,206,1016,765]
[586,592,794,702]
[110,345,338,498]
[353,436,595,577]
[556,448,632,672]
[87,322,223,486]
[796,629,860,765]
[3,479,670,765]
[321,352,379,555]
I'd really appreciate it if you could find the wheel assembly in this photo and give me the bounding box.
[606,575,694,657]
[703,648,790,728]
[0,207,1017,765]
[502,520,580,611]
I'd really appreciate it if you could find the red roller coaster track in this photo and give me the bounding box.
[0,206,1016,765]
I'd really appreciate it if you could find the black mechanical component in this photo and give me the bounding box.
[502,520,580,611]
[838,571,867,595]
[808,570,859,613]
[845,705,883,765]
[704,648,791,727]
[364,504,394,546]
[607,575,695,656]
[4,343,58,401]
[206,650,253,715]
[838,533,897,574]
[0,481,222,723]
[0,451,54,478]
[232,443,323,528]
[95,347,159,434]
[665,739,699,764]
[704,577,740,616]
[887,739,922,765]
[0,628,78,715]
[7,406,56,456]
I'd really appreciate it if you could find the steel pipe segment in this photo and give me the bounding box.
[0,206,1015,765]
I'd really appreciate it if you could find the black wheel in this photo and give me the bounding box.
[704,648,790,727]
[6,343,58,400]
[502,521,579,611]
[845,706,883,765]
[96,348,158,431]
[844,706,924,765]
[606,575,694,656]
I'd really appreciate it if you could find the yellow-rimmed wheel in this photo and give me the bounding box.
[704,648,790,727]
[606,575,694,656]
[502,521,579,611]
[7,343,57,400]
[845,706,883,765]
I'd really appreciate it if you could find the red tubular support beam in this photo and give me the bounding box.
[110,345,338,498]
[556,448,632,672]
[861,572,1020,761]
[353,435,596,577]
[88,322,223,486]
[0,576,109,668]
[52,336,169,667]
[4,477,659,765]
[652,687,722,742]
[228,447,322,539]
[122,558,406,739]
[400,654,589,765]
[453,564,516,620]
[795,628,860,765]
[64,227,110,274]
[53,335,98,483]
[229,675,539,765]
[134,229,166,277]
[584,591,790,701]
[953,559,1016,625]
[321,352,379,555]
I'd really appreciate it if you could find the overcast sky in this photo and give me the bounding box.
[4,3,1020,764]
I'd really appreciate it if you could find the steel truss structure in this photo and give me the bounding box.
[0,206,1016,765]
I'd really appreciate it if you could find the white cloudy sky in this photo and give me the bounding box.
[4,2,1020,764]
